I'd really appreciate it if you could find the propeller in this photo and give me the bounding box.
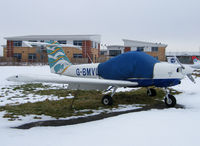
[174,56,196,83]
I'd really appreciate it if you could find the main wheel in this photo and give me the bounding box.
[147,88,157,96]
[101,95,113,106]
[164,94,176,107]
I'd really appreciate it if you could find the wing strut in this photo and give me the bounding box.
[111,87,118,97]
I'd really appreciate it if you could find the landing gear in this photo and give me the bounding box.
[102,95,113,105]
[147,88,157,96]
[101,87,117,106]
[164,88,176,107]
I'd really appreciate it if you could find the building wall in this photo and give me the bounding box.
[3,35,101,64]
[91,47,99,63]
[3,45,99,63]
[3,46,82,63]
[107,46,166,61]
[82,40,100,63]
[146,47,166,61]
[82,40,92,58]
[124,47,131,52]
[63,47,82,61]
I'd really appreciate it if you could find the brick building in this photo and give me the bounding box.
[107,39,167,61]
[3,35,101,64]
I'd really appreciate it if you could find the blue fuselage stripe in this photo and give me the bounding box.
[127,78,181,87]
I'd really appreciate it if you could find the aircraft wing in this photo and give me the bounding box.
[7,74,138,90]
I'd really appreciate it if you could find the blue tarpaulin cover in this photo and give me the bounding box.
[98,51,159,80]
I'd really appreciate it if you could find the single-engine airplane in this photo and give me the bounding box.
[7,41,195,107]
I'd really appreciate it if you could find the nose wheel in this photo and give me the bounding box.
[164,88,176,107]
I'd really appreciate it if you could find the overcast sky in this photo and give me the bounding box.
[0,0,200,55]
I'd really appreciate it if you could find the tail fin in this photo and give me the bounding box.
[46,41,72,74]
[192,56,200,64]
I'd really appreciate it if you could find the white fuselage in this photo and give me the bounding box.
[62,62,193,80]
[62,63,99,78]
[153,62,188,79]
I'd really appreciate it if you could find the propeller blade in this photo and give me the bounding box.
[187,74,196,83]
[174,56,185,69]
[174,56,196,83]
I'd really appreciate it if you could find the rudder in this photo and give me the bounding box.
[46,41,71,74]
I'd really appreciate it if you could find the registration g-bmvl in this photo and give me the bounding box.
[7,41,195,107]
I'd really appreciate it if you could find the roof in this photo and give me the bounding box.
[123,39,167,47]
[107,45,124,48]
[166,52,200,56]
[4,35,101,42]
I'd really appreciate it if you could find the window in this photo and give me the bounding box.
[91,41,97,48]
[109,50,121,56]
[152,47,158,52]
[91,41,94,48]
[73,40,82,46]
[28,53,37,61]
[58,40,67,44]
[14,53,22,61]
[137,47,144,51]
[73,54,82,58]
[40,54,45,60]
[41,46,45,50]
[100,51,107,55]
[28,40,37,42]
[13,41,22,47]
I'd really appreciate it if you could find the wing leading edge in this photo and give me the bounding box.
[7,74,138,90]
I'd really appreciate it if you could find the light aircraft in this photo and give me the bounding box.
[7,41,195,107]
[192,56,200,69]
[167,56,200,69]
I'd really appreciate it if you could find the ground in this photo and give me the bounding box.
[0,66,200,146]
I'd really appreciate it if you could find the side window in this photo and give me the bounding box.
[28,53,37,61]
[137,47,144,51]
[152,47,158,52]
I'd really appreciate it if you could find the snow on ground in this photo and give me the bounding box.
[0,66,200,146]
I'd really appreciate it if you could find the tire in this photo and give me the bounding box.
[164,94,176,107]
[101,95,113,106]
[147,88,157,96]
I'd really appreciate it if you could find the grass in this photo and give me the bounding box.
[0,84,182,120]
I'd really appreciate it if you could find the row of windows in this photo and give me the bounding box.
[57,40,67,44]
[136,47,158,52]
[13,53,37,61]
[109,50,121,57]
[73,40,82,46]
[110,47,158,56]
[13,41,22,47]
[73,54,82,58]
[10,40,100,48]
[13,53,83,60]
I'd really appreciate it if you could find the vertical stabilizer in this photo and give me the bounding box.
[46,41,72,74]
